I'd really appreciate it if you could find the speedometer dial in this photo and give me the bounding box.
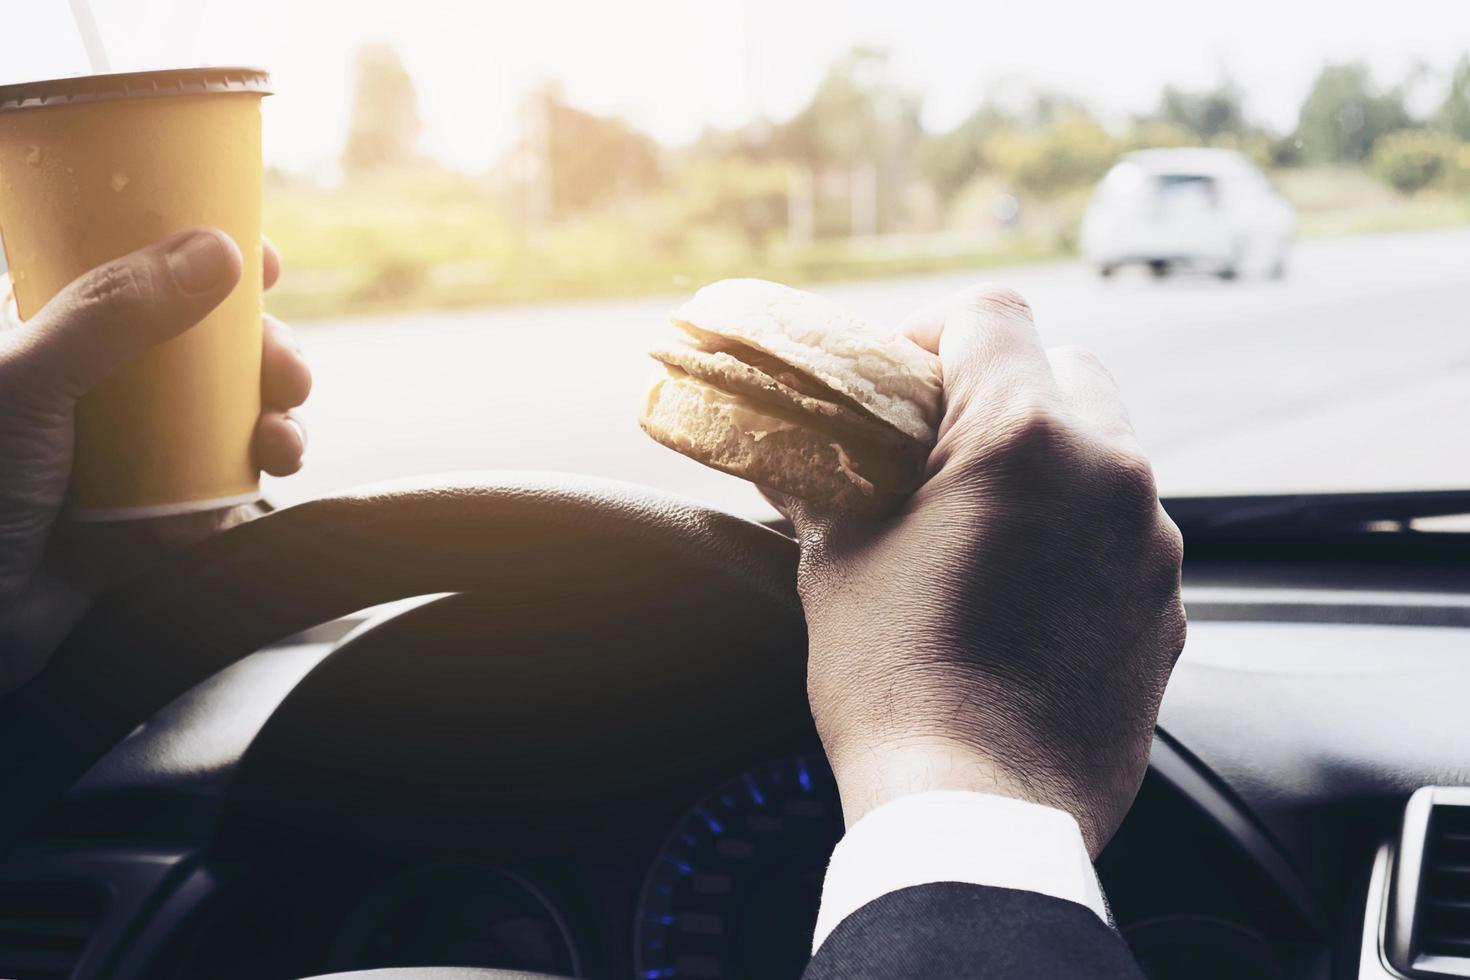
[634,755,844,980]
[329,862,579,975]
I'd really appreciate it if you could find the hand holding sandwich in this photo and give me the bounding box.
[779,284,1186,856]
[641,279,1185,853]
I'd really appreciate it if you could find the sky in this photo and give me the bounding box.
[5,0,1469,178]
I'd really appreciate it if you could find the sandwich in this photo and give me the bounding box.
[639,278,943,517]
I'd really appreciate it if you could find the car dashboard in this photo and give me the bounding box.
[3,528,1470,980]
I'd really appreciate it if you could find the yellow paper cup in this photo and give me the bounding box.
[0,67,271,519]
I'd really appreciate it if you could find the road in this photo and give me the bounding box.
[265,227,1470,519]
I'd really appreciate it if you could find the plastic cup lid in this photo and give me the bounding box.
[0,67,272,113]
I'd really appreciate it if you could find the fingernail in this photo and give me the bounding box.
[166,230,231,295]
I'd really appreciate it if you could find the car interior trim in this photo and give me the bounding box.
[1364,843,1410,980]
[1151,729,1324,934]
[1386,787,1470,979]
[1183,586,1470,628]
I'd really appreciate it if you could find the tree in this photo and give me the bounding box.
[1153,82,1251,141]
[1293,63,1413,164]
[1437,56,1470,141]
[341,44,422,177]
[985,110,1118,198]
[679,158,793,251]
[522,83,664,219]
[1018,90,1092,129]
[772,47,922,233]
[1371,129,1463,193]
[774,47,919,170]
[917,105,1014,202]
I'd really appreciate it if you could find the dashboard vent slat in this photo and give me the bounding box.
[1421,804,1470,959]
[0,881,106,980]
[1427,936,1470,955]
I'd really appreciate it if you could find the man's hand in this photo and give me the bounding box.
[0,228,311,695]
[782,285,1186,856]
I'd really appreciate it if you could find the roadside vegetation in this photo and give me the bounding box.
[264,47,1470,320]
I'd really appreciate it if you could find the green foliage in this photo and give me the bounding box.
[673,158,792,250]
[1438,57,1470,141]
[773,48,921,170]
[767,47,922,233]
[1267,134,1306,168]
[260,167,1068,319]
[1276,165,1470,235]
[920,92,1254,211]
[1293,63,1414,164]
[1018,91,1094,129]
[274,43,1470,319]
[923,99,1183,206]
[1121,120,1196,153]
[1370,129,1468,193]
[341,44,422,177]
[1154,82,1251,141]
[985,111,1119,197]
[916,106,1013,202]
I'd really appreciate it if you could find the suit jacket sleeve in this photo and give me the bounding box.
[803,882,1146,980]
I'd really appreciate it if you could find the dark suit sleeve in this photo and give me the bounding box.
[803,882,1146,980]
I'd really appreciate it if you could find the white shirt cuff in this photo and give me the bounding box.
[812,790,1109,953]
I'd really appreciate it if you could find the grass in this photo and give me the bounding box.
[1275,166,1470,236]
[262,172,1066,320]
[262,167,1468,322]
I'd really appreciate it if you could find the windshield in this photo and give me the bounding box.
[4,1,1468,519]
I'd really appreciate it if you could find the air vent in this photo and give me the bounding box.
[0,881,106,980]
[1387,786,1470,978]
[1422,805,1470,958]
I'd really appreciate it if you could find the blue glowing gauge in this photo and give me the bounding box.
[634,755,844,980]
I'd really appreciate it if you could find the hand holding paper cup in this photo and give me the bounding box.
[0,67,272,518]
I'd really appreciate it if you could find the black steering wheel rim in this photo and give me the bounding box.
[299,970,562,979]
[0,472,800,856]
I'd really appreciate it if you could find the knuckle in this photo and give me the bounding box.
[75,260,155,321]
[1145,517,1186,612]
[1103,447,1160,511]
[951,398,1074,485]
[1157,512,1185,565]
[982,399,1069,464]
[1161,599,1189,664]
[1051,344,1099,365]
[962,284,1033,322]
[1052,344,1110,376]
[1153,530,1185,593]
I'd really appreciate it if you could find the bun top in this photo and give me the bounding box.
[672,279,944,444]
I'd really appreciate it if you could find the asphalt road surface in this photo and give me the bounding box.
[265,227,1470,519]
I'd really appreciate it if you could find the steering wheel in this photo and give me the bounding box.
[303,971,554,979]
[0,473,802,980]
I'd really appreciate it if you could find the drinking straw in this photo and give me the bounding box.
[68,0,112,73]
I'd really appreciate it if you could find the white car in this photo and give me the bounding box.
[1080,148,1295,279]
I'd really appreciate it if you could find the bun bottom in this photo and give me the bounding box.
[640,374,908,518]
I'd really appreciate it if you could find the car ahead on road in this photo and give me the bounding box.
[1081,148,1296,280]
[5,479,1470,980]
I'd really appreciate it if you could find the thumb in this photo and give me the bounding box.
[18,228,243,398]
